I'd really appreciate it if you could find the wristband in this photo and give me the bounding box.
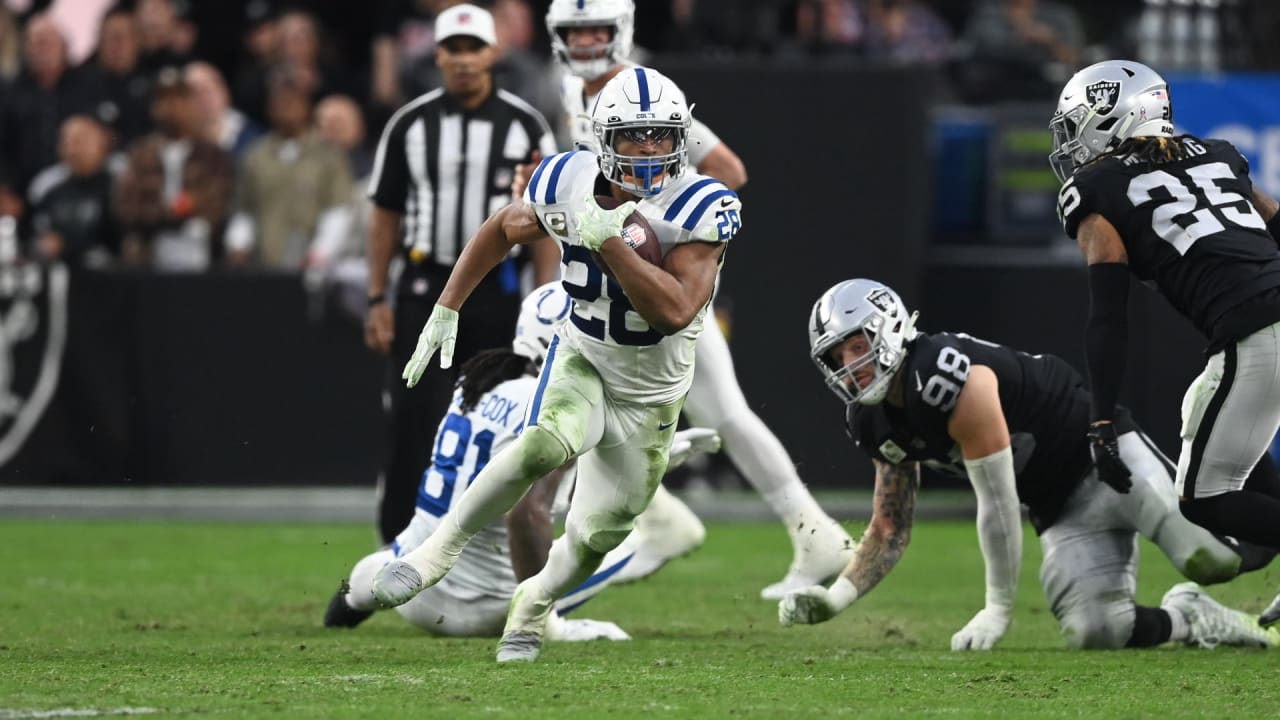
[827,576,859,611]
[367,293,387,307]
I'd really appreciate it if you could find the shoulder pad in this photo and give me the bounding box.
[651,174,742,243]
[524,150,596,209]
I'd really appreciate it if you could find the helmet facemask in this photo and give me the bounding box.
[808,281,918,407]
[595,123,688,197]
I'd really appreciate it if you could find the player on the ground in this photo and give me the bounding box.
[324,283,721,639]
[368,67,742,662]
[1049,60,1280,624]
[778,279,1279,651]
[538,0,853,599]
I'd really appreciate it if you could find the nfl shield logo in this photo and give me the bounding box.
[1085,80,1121,115]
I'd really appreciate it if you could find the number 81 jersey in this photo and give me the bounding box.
[1057,137,1280,350]
[524,150,741,404]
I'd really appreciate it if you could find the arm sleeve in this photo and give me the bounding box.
[964,447,1021,611]
[1085,262,1130,422]
[686,117,722,168]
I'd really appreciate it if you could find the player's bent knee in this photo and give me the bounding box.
[1180,544,1242,585]
[517,426,572,476]
[1059,607,1131,650]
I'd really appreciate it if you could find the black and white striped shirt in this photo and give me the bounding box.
[369,87,557,281]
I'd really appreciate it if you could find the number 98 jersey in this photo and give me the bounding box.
[1057,137,1280,352]
[846,332,1122,532]
[523,150,741,404]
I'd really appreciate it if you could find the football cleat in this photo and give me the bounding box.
[1259,588,1280,628]
[546,613,631,642]
[496,631,544,663]
[323,580,375,628]
[1162,582,1280,649]
[370,560,424,608]
[609,486,705,585]
[760,521,856,600]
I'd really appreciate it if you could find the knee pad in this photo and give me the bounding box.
[1059,603,1133,650]
[518,425,573,476]
[566,516,633,555]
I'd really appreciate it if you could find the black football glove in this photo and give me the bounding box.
[1087,421,1132,494]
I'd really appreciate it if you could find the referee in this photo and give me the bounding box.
[365,3,558,544]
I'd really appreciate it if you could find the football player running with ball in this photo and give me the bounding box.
[371,67,740,662]
[324,283,721,640]
[540,0,853,598]
[778,280,1278,651]
[1049,61,1280,624]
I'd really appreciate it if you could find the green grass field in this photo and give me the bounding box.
[5,519,1280,719]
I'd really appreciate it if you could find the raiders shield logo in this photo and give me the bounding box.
[1085,80,1121,116]
[0,261,67,466]
[865,288,895,314]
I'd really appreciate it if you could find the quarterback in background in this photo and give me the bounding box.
[371,67,741,662]
[1049,61,1280,623]
[541,0,853,599]
[778,280,1277,651]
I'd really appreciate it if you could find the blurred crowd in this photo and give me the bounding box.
[0,0,1276,273]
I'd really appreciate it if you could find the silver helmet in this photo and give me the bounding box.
[512,282,573,368]
[1049,60,1173,182]
[808,279,919,406]
[546,0,635,80]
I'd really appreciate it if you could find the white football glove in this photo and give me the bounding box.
[545,613,631,642]
[950,606,1011,651]
[574,193,637,252]
[667,428,721,470]
[401,304,459,387]
[778,577,858,627]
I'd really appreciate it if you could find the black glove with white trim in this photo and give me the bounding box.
[1087,421,1132,494]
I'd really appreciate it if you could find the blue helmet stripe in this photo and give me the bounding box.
[577,0,585,8]
[683,189,737,231]
[663,178,718,222]
[634,67,650,112]
[544,151,579,204]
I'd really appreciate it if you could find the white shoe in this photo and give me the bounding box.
[496,580,554,663]
[1259,588,1280,627]
[370,560,424,608]
[1161,582,1280,649]
[760,521,856,600]
[609,486,705,585]
[546,613,631,642]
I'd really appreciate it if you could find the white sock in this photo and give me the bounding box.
[761,482,843,541]
[1166,606,1190,643]
[345,549,395,611]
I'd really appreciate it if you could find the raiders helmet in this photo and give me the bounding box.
[808,279,919,406]
[1049,60,1173,183]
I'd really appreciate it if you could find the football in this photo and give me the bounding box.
[590,195,663,280]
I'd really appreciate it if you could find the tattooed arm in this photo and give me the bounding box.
[778,459,919,626]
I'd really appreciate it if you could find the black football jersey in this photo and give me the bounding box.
[846,333,1133,533]
[1057,137,1280,352]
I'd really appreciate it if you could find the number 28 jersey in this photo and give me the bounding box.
[522,150,741,404]
[846,333,1127,532]
[1058,137,1280,352]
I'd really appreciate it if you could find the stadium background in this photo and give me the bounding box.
[2,0,1280,494]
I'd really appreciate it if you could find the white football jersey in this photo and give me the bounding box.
[394,375,539,600]
[523,150,743,404]
[560,68,720,167]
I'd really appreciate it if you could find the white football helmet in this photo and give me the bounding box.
[592,66,691,197]
[808,279,919,406]
[512,282,573,368]
[546,0,635,80]
[1049,59,1173,182]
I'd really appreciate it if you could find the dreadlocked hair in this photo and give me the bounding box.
[456,348,537,413]
[1093,133,1202,168]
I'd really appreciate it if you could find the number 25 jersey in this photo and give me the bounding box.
[1057,137,1280,352]
[522,150,741,404]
